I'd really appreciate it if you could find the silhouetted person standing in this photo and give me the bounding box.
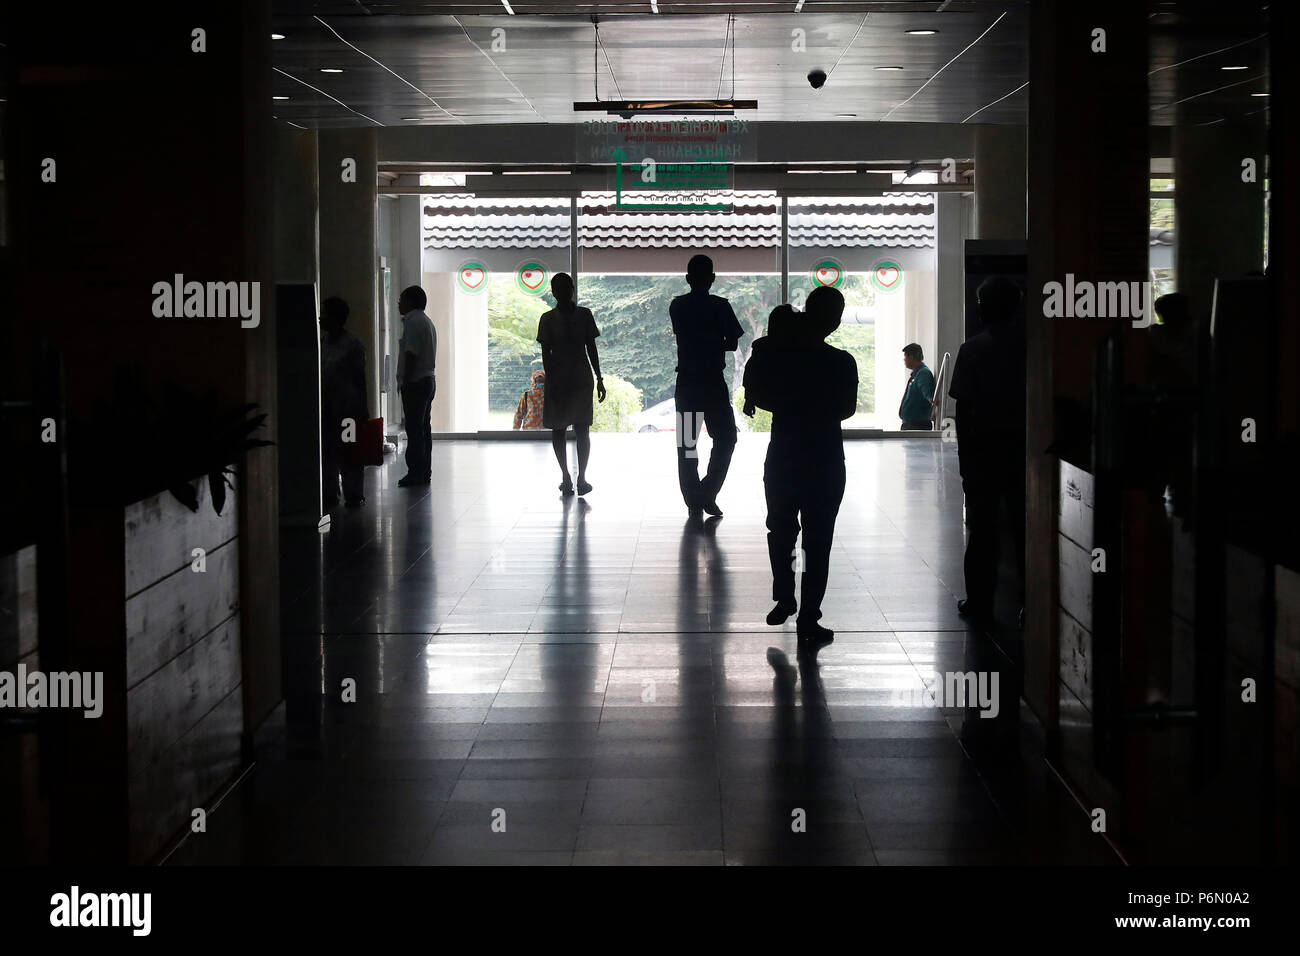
[898,343,936,430]
[948,276,1027,630]
[744,288,858,645]
[538,273,605,495]
[397,286,436,487]
[319,296,367,509]
[670,254,745,517]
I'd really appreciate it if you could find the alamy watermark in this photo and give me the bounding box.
[0,665,103,718]
[892,670,1001,718]
[151,274,261,328]
[1042,274,1152,328]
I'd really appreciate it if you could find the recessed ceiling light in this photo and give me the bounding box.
[875,66,905,71]
[1251,92,1269,96]
[320,68,344,74]
[273,96,290,101]
[401,117,422,121]
[1221,65,1248,70]
[271,33,285,40]
[905,29,939,36]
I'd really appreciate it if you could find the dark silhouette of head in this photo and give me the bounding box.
[686,254,715,292]
[398,285,427,315]
[805,286,845,340]
[767,303,796,340]
[551,272,576,311]
[1154,292,1191,330]
[976,276,1021,326]
[902,342,923,370]
[320,296,349,333]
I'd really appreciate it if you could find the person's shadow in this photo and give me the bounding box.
[759,641,846,862]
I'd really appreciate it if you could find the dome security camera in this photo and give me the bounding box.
[808,69,827,89]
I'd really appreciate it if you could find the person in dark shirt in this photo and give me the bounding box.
[319,296,368,509]
[744,287,859,646]
[948,275,1027,630]
[670,254,746,517]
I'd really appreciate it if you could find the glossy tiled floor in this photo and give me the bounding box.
[173,434,1115,866]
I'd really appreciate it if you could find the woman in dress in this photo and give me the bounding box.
[537,273,606,495]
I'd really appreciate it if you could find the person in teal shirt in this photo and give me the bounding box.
[898,343,936,430]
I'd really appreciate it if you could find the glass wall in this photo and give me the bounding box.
[787,194,937,429]
[419,187,939,434]
[576,189,782,434]
[421,193,571,433]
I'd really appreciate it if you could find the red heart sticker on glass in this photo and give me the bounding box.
[875,266,900,287]
[521,269,543,290]
[461,268,484,289]
[816,266,840,286]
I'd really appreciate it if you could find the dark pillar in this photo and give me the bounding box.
[1027,0,1149,781]
[6,0,277,862]
[974,124,1027,240]
[319,129,380,416]
[1173,123,1267,322]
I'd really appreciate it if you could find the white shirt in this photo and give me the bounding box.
[398,308,437,384]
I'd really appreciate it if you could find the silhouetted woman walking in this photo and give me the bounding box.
[537,272,606,495]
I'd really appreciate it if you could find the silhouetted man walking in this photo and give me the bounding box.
[948,276,1027,630]
[744,287,858,645]
[670,254,744,517]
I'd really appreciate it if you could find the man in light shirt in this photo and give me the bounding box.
[396,285,436,487]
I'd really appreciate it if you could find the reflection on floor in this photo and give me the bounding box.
[172,434,1116,865]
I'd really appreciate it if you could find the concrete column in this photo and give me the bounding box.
[1173,123,1267,322]
[319,129,380,415]
[273,130,322,525]
[974,125,1028,240]
[872,284,907,428]
[935,193,966,410]
[1027,0,1149,762]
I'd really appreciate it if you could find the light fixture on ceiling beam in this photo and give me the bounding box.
[573,99,756,117]
[320,68,344,73]
[271,33,285,40]
[1221,65,1248,70]
[905,29,938,36]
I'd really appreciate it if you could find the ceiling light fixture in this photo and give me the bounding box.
[1221,65,1248,70]
[905,29,938,36]
[273,95,289,100]
[320,68,344,73]
[1251,91,1269,96]
[271,33,285,40]
[875,66,905,71]
[401,117,422,121]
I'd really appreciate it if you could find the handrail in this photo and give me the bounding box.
[931,351,951,427]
